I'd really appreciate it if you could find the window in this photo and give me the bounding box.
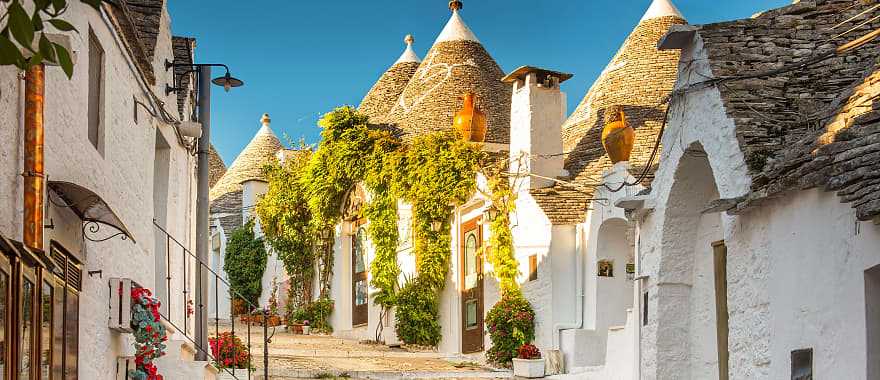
[87,28,104,151]
[20,267,37,380]
[528,255,538,282]
[50,243,80,380]
[40,281,53,380]
[791,348,813,380]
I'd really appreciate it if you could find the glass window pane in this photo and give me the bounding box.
[355,280,367,306]
[41,281,53,380]
[464,232,478,289]
[64,290,78,380]
[20,278,35,380]
[354,227,367,273]
[0,270,7,376]
[466,300,478,329]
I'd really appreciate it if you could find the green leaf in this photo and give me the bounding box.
[26,52,43,68]
[51,0,67,14]
[38,34,56,63]
[35,0,53,10]
[53,42,73,78]
[47,19,76,32]
[0,36,24,65]
[32,12,44,32]
[9,2,35,48]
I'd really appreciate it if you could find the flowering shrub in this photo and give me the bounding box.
[485,292,536,367]
[517,344,541,360]
[129,287,168,380]
[209,332,251,369]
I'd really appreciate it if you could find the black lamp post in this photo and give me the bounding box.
[166,61,243,361]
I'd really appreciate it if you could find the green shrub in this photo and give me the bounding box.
[394,277,442,346]
[288,297,334,334]
[485,292,535,367]
[223,220,267,309]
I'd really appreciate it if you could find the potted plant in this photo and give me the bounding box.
[302,320,311,335]
[512,344,544,378]
[209,332,252,380]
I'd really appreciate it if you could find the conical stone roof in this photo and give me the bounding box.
[561,0,686,189]
[533,0,687,225]
[359,35,422,124]
[386,2,511,144]
[208,144,227,188]
[210,114,284,201]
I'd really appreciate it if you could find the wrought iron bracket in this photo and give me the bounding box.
[82,220,130,243]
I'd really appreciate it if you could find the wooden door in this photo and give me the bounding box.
[460,218,484,353]
[351,223,368,327]
[713,241,729,380]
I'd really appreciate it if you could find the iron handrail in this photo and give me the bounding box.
[153,219,273,380]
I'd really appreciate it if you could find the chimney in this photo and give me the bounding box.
[504,66,572,189]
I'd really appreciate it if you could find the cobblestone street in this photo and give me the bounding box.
[221,324,510,379]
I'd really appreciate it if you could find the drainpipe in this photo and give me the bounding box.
[553,223,585,351]
[23,64,45,251]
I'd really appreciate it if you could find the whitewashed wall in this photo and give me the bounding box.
[639,32,880,380]
[0,2,196,379]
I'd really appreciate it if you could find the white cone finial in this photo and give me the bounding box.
[395,34,422,64]
[435,5,480,44]
[641,0,684,22]
[260,113,271,126]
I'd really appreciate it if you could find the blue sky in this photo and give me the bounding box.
[167,0,790,165]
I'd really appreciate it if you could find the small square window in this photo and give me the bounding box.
[791,348,812,380]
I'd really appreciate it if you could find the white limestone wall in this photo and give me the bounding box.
[640,31,880,380]
[636,32,752,380]
[514,191,556,350]
[508,73,567,190]
[0,3,197,379]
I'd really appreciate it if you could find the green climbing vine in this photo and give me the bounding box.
[255,144,316,310]
[256,106,527,346]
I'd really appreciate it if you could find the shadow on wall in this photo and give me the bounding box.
[564,104,665,182]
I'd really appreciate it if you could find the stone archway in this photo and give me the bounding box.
[654,143,726,380]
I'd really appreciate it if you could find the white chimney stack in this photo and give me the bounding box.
[504,66,571,189]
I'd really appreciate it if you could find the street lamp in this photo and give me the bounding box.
[165,60,243,362]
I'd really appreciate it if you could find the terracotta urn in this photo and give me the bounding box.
[601,106,635,163]
[453,92,487,143]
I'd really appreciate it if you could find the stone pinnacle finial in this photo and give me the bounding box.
[449,0,463,11]
[405,34,415,46]
[261,113,271,126]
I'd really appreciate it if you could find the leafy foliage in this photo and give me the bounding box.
[394,277,441,346]
[209,332,251,369]
[129,287,167,380]
[485,292,536,367]
[517,343,541,360]
[483,169,520,293]
[256,146,316,309]
[0,0,103,77]
[223,220,267,309]
[288,297,334,334]
[396,131,483,288]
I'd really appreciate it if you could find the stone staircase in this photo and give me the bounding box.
[153,320,221,380]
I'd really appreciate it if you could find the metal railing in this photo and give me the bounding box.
[153,220,273,380]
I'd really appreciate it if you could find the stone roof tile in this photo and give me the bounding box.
[693,0,880,219]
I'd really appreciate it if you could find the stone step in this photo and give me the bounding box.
[253,369,512,380]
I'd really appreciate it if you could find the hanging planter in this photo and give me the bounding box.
[128,287,168,380]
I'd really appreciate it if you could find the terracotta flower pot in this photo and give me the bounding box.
[453,92,487,143]
[601,106,635,164]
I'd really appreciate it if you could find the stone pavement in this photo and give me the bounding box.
[220,324,511,379]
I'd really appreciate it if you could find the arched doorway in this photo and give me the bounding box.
[594,218,634,361]
[654,143,728,380]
